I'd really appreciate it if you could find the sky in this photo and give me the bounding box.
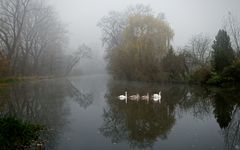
[48,0,240,74]
[49,0,240,47]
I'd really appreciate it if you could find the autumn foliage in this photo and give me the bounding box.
[99,5,174,81]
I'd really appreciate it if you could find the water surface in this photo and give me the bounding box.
[0,75,239,150]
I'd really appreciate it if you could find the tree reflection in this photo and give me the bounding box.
[100,80,190,149]
[101,79,240,149]
[66,80,94,109]
[213,94,234,129]
[184,87,240,150]
[212,88,240,150]
[0,80,70,149]
[178,86,213,120]
[223,107,240,150]
[0,79,94,149]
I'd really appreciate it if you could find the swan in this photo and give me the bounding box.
[141,93,149,102]
[118,91,127,103]
[152,91,161,99]
[152,91,161,102]
[129,94,140,101]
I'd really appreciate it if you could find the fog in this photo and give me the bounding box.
[0,0,239,76]
[49,0,240,47]
[47,0,240,75]
[0,1,240,148]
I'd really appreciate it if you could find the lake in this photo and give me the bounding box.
[0,75,239,150]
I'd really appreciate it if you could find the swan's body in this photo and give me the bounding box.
[152,92,161,102]
[118,92,127,103]
[118,95,126,100]
[129,94,140,101]
[152,91,161,99]
[141,93,149,102]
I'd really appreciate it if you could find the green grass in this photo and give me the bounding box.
[0,116,44,149]
[0,77,22,84]
[0,76,55,85]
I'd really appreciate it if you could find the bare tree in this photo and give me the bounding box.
[224,12,240,57]
[184,34,211,71]
[98,11,126,49]
[0,0,30,74]
[0,0,68,76]
[27,4,67,75]
[65,44,92,76]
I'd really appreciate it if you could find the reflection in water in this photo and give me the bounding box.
[0,76,240,150]
[101,79,240,150]
[67,80,94,109]
[223,107,240,150]
[212,88,240,150]
[0,79,94,149]
[177,86,213,119]
[213,93,234,129]
[100,80,185,149]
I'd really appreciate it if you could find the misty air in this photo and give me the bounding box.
[0,0,240,149]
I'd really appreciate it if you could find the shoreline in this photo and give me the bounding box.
[0,76,56,85]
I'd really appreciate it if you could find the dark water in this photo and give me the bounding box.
[0,75,239,150]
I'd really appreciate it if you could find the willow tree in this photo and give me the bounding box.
[99,5,174,81]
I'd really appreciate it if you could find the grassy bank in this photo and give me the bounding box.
[0,76,55,85]
[0,116,45,149]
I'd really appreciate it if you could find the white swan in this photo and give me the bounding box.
[118,91,127,103]
[129,94,140,101]
[152,91,161,102]
[141,93,149,102]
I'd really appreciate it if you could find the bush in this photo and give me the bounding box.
[190,65,212,84]
[0,117,44,149]
[207,72,223,85]
[221,59,240,83]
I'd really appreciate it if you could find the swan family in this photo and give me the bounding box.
[118,91,161,103]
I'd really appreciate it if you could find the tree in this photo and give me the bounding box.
[212,29,235,73]
[98,5,174,81]
[65,44,92,76]
[0,0,68,76]
[20,1,67,75]
[0,52,9,76]
[161,47,187,81]
[224,12,240,57]
[0,0,30,74]
[185,34,211,70]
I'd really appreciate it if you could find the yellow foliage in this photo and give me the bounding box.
[100,5,174,81]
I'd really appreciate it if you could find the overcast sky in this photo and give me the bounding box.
[48,0,240,74]
[49,0,240,48]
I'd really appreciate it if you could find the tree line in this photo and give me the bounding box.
[0,0,91,77]
[99,5,240,85]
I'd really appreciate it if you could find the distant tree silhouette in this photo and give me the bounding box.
[212,29,235,73]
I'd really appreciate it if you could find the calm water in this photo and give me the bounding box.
[0,75,239,150]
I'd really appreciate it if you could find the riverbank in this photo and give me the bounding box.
[0,116,45,149]
[0,76,56,85]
